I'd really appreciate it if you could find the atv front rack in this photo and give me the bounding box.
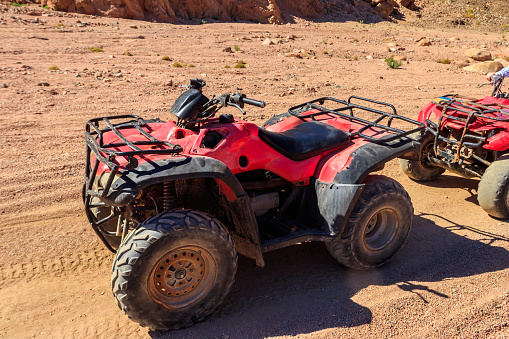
[427,95,509,150]
[287,96,424,142]
[84,115,183,251]
[85,115,183,199]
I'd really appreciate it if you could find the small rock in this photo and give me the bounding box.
[0,83,7,88]
[222,47,233,53]
[164,80,173,86]
[417,38,431,46]
[463,61,504,74]
[37,82,50,86]
[452,61,469,68]
[129,25,138,29]
[109,55,115,58]
[386,0,399,7]
[465,48,492,61]
[262,38,275,45]
[376,2,394,16]
[494,58,509,67]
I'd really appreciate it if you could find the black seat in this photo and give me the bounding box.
[258,121,350,161]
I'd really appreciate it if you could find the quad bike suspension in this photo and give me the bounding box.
[163,181,181,211]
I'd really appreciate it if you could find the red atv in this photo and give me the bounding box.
[399,77,509,218]
[84,79,423,330]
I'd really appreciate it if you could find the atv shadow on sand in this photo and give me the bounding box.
[151,213,509,338]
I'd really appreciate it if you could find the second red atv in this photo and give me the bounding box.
[84,79,423,330]
[399,78,509,218]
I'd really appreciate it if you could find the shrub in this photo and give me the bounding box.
[162,56,171,61]
[464,9,475,19]
[89,47,104,52]
[436,58,451,64]
[48,66,60,70]
[172,62,183,68]
[385,56,402,69]
[234,45,240,52]
[234,60,246,68]
[124,51,133,56]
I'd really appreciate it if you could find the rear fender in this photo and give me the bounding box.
[315,137,420,184]
[308,180,364,236]
[104,156,264,266]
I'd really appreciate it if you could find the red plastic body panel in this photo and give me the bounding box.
[95,108,404,185]
[418,96,509,152]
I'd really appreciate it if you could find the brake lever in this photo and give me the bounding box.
[228,102,246,115]
[478,82,493,87]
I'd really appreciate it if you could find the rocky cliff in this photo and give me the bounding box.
[5,0,418,24]
[40,0,320,24]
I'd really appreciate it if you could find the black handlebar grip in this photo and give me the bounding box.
[242,97,266,108]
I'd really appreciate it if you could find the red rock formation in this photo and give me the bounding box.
[41,0,294,23]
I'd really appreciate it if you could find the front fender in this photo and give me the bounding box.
[100,156,265,266]
[104,156,245,207]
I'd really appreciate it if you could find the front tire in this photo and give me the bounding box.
[326,175,413,270]
[111,210,237,330]
[399,132,445,181]
[478,159,509,219]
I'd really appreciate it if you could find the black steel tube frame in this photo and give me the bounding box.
[84,115,183,251]
[287,96,424,143]
[423,94,509,170]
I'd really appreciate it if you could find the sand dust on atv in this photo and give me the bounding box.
[0,5,508,338]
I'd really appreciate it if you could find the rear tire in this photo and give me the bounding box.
[111,209,237,330]
[326,175,413,270]
[478,159,509,219]
[399,133,445,181]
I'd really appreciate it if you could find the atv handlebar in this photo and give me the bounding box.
[242,97,266,108]
[213,93,266,115]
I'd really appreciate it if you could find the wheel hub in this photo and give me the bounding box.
[174,268,187,280]
[148,246,216,310]
[364,208,399,251]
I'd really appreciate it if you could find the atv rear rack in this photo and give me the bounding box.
[426,95,509,149]
[287,96,424,142]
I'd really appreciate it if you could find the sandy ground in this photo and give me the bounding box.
[0,4,508,338]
